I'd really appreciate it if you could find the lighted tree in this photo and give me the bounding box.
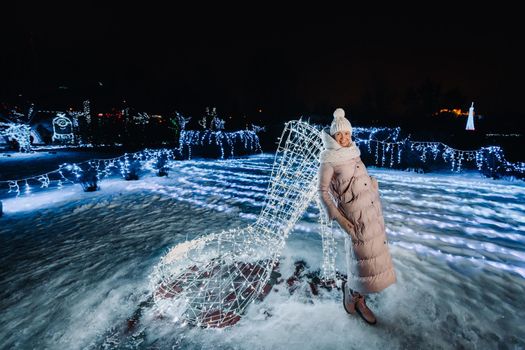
[0,122,31,152]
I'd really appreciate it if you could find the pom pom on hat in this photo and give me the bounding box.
[330,108,352,136]
[333,108,345,119]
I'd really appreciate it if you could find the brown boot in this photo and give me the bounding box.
[342,281,358,314]
[355,293,377,325]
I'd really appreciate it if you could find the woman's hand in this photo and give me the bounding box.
[334,214,363,245]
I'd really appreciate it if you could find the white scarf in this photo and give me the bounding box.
[319,127,361,164]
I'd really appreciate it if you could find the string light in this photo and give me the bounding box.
[351,127,524,176]
[0,149,173,198]
[178,129,262,160]
[37,175,50,188]
[83,100,91,126]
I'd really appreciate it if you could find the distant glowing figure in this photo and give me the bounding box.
[466,102,475,131]
[52,114,75,143]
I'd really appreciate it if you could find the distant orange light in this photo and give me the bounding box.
[438,108,468,117]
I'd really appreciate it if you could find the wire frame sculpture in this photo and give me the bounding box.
[149,119,336,328]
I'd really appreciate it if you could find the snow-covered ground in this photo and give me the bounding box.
[1,153,524,349]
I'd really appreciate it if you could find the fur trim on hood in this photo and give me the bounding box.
[319,127,361,164]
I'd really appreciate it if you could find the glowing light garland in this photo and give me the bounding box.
[133,112,150,125]
[350,126,525,177]
[178,129,262,160]
[0,149,176,197]
[210,115,225,131]
[83,100,91,126]
[174,108,262,160]
[174,113,191,130]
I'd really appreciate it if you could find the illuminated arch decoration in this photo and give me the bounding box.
[0,122,31,152]
[52,114,74,144]
[30,128,44,145]
[149,119,337,328]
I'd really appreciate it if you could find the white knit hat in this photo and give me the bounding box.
[330,108,352,136]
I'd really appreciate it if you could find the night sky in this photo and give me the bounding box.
[2,5,524,129]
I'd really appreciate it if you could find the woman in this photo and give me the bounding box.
[317,108,396,325]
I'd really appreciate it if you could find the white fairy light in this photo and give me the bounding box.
[251,124,265,133]
[24,180,31,194]
[210,115,226,131]
[381,142,386,166]
[0,148,176,197]
[133,112,150,125]
[177,129,262,160]
[316,196,337,280]
[83,100,91,126]
[37,175,50,188]
[8,181,20,196]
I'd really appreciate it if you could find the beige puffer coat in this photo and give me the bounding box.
[317,128,396,294]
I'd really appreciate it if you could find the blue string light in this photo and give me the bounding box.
[177,127,262,160]
[350,126,524,177]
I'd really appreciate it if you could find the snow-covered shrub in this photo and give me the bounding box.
[79,169,99,192]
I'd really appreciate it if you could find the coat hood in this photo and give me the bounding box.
[319,127,361,163]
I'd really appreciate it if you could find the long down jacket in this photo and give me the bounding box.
[317,128,396,294]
